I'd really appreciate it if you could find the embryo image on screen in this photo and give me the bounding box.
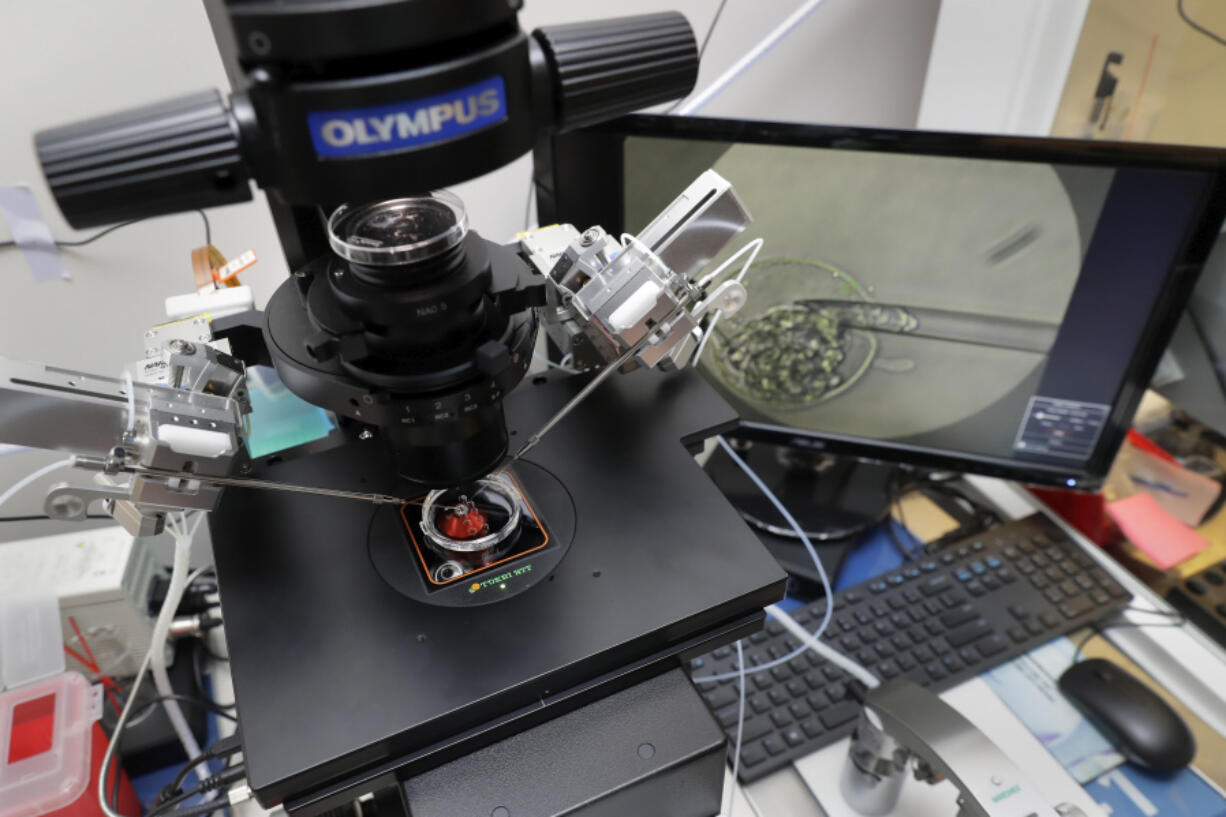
[624,137,1116,454]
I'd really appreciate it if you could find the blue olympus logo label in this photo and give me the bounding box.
[307,76,507,158]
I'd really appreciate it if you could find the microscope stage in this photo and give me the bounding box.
[209,369,785,809]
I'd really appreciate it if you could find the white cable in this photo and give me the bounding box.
[692,238,764,366]
[98,648,154,817]
[767,603,879,689]
[0,457,74,512]
[532,352,581,375]
[676,0,831,116]
[150,511,209,786]
[696,238,764,290]
[122,370,135,434]
[693,437,833,682]
[728,640,747,817]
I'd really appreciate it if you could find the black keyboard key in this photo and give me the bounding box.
[870,602,889,617]
[887,596,907,611]
[819,701,860,729]
[807,691,831,711]
[788,701,810,720]
[967,580,987,596]
[976,634,1008,657]
[912,644,933,662]
[1040,612,1061,628]
[940,654,963,672]
[705,686,737,709]
[957,647,981,666]
[770,665,791,682]
[799,717,823,738]
[891,634,912,651]
[770,710,792,728]
[1090,589,1110,606]
[1059,596,1094,619]
[803,671,824,690]
[941,590,965,608]
[784,728,805,747]
[940,603,979,628]
[786,679,806,698]
[946,619,993,647]
[753,675,773,691]
[919,574,951,596]
[896,653,916,671]
[876,660,900,679]
[822,665,843,681]
[749,631,768,644]
[763,735,785,755]
[741,717,772,742]
[825,682,847,702]
[1024,618,1046,636]
[750,695,770,714]
[741,743,767,767]
[924,661,946,681]
[1006,626,1027,643]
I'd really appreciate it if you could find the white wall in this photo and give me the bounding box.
[0,0,940,516]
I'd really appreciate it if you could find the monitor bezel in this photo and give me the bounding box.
[534,115,1226,489]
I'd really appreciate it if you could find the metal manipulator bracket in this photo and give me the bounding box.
[840,680,1088,817]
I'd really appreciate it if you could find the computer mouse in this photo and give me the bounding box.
[1058,658,1195,772]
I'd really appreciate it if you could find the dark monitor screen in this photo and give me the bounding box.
[535,117,1226,487]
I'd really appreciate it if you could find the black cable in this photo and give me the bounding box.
[665,0,730,114]
[0,209,211,250]
[160,736,243,805]
[1073,607,1187,662]
[191,640,236,708]
[1178,0,1226,48]
[148,764,246,817]
[127,693,238,723]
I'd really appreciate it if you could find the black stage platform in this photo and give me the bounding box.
[210,368,786,810]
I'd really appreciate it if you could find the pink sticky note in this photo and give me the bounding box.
[1105,492,1208,570]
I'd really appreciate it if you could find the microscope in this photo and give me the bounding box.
[9,2,786,815]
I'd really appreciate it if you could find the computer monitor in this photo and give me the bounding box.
[535,117,1226,489]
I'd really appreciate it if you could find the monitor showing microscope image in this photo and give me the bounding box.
[542,117,1226,485]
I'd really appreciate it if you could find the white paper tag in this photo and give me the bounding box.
[88,682,105,722]
[0,185,70,282]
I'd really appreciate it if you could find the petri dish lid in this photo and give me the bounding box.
[327,191,468,267]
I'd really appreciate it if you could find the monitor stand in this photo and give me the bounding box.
[703,440,896,588]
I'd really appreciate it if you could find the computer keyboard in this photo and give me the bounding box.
[687,513,1132,782]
